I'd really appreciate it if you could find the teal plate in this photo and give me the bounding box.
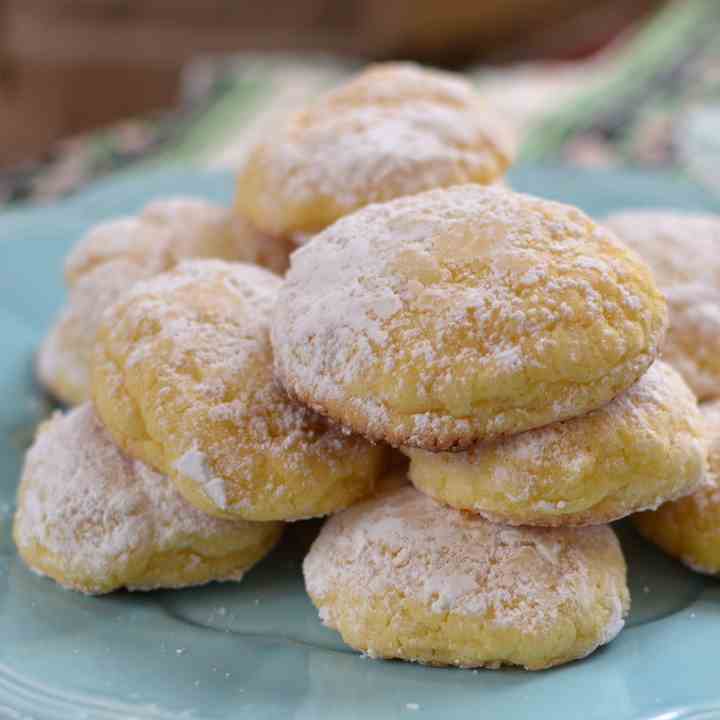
[1,166,720,720]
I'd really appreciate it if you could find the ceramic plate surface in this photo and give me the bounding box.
[1,166,719,720]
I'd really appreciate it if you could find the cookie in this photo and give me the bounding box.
[13,404,282,594]
[304,483,629,670]
[92,260,385,522]
[236,62,514,241]
[634,401,720,573]
[272,185,668,449]
[38,260,149,407]
[405,362,706,525]
[605,210,720,400]
[37,197,290,406]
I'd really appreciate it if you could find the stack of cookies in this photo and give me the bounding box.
[36,197,290,407]
[17,259,386,593]
[19,62,508,596]
[272,184,707,670]
[15,63,716,673]
[604,211,720,574]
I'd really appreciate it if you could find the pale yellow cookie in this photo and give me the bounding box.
[92,260,385,522]
[605,210,720,400]
[13,404,282,595]
[405,362,706,525]
[236,62,514,241]
[37,197,290,406]
[38,260,149,407]
[634,401,720,573]
[304,483,629,670]
[272,185,668,450]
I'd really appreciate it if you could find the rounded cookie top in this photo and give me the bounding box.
[65,196,286,284]
[406,361,707,525]
[13,404,282,594]
[92,259,384,522]
[604,210,720,400]
[38,259,150,406]
[235,62,514,238]
[603,211,720,287]
[272,185,668,449]
[634,400,720,574]
[304,483,629,670]
[39,197,289,407]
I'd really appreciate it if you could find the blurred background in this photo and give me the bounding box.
[2,0,719,205]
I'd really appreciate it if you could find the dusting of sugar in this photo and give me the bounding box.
[604,211,720,290]
[102,259,377,517]
[38,259,149,399]
[674,401,720,518]
[665,283,720,369]
[40,197,280,403]
[304,485,627,638]
[704,401,720,480]
[241,63,514,236]
[264,103,508,211]
[421,360,706,520]
[605,210,720,398]
[14,404,271,591]
[273,185,665,445]
[329,62,483,108]
[597,580,627,646]
[174,448,227,510]
[65,198,241,285]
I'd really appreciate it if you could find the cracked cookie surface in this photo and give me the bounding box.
[273,185,667,449]
[405,362,707,525]
[304,482,629,670]
[91,260,385,521]
[13,404,282,594]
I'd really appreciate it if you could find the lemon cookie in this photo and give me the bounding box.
[304,483,629,670]
[92,260,385,522]
[236,62,514,241]
[605,210,720,400]
[37,197,290,406]
[13,404,282,594]
[406,362,706,525]
[273,185,667,450]
[634,401,720,573]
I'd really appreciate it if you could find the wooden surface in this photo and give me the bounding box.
[0,0,663,166]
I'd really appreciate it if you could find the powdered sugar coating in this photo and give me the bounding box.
[304,484,629,670]
[65,197,287,284]
[92,259,384,522]
[38,197,289,406]
[704,401,720,482]
[13,404,282,594]
[634,400,720,574]
[603,211,720,288]
[605,210,720,400]
[406,361,707,525]
[236,62,514,238]
[37,260,149,406]
[273,184,667,449]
